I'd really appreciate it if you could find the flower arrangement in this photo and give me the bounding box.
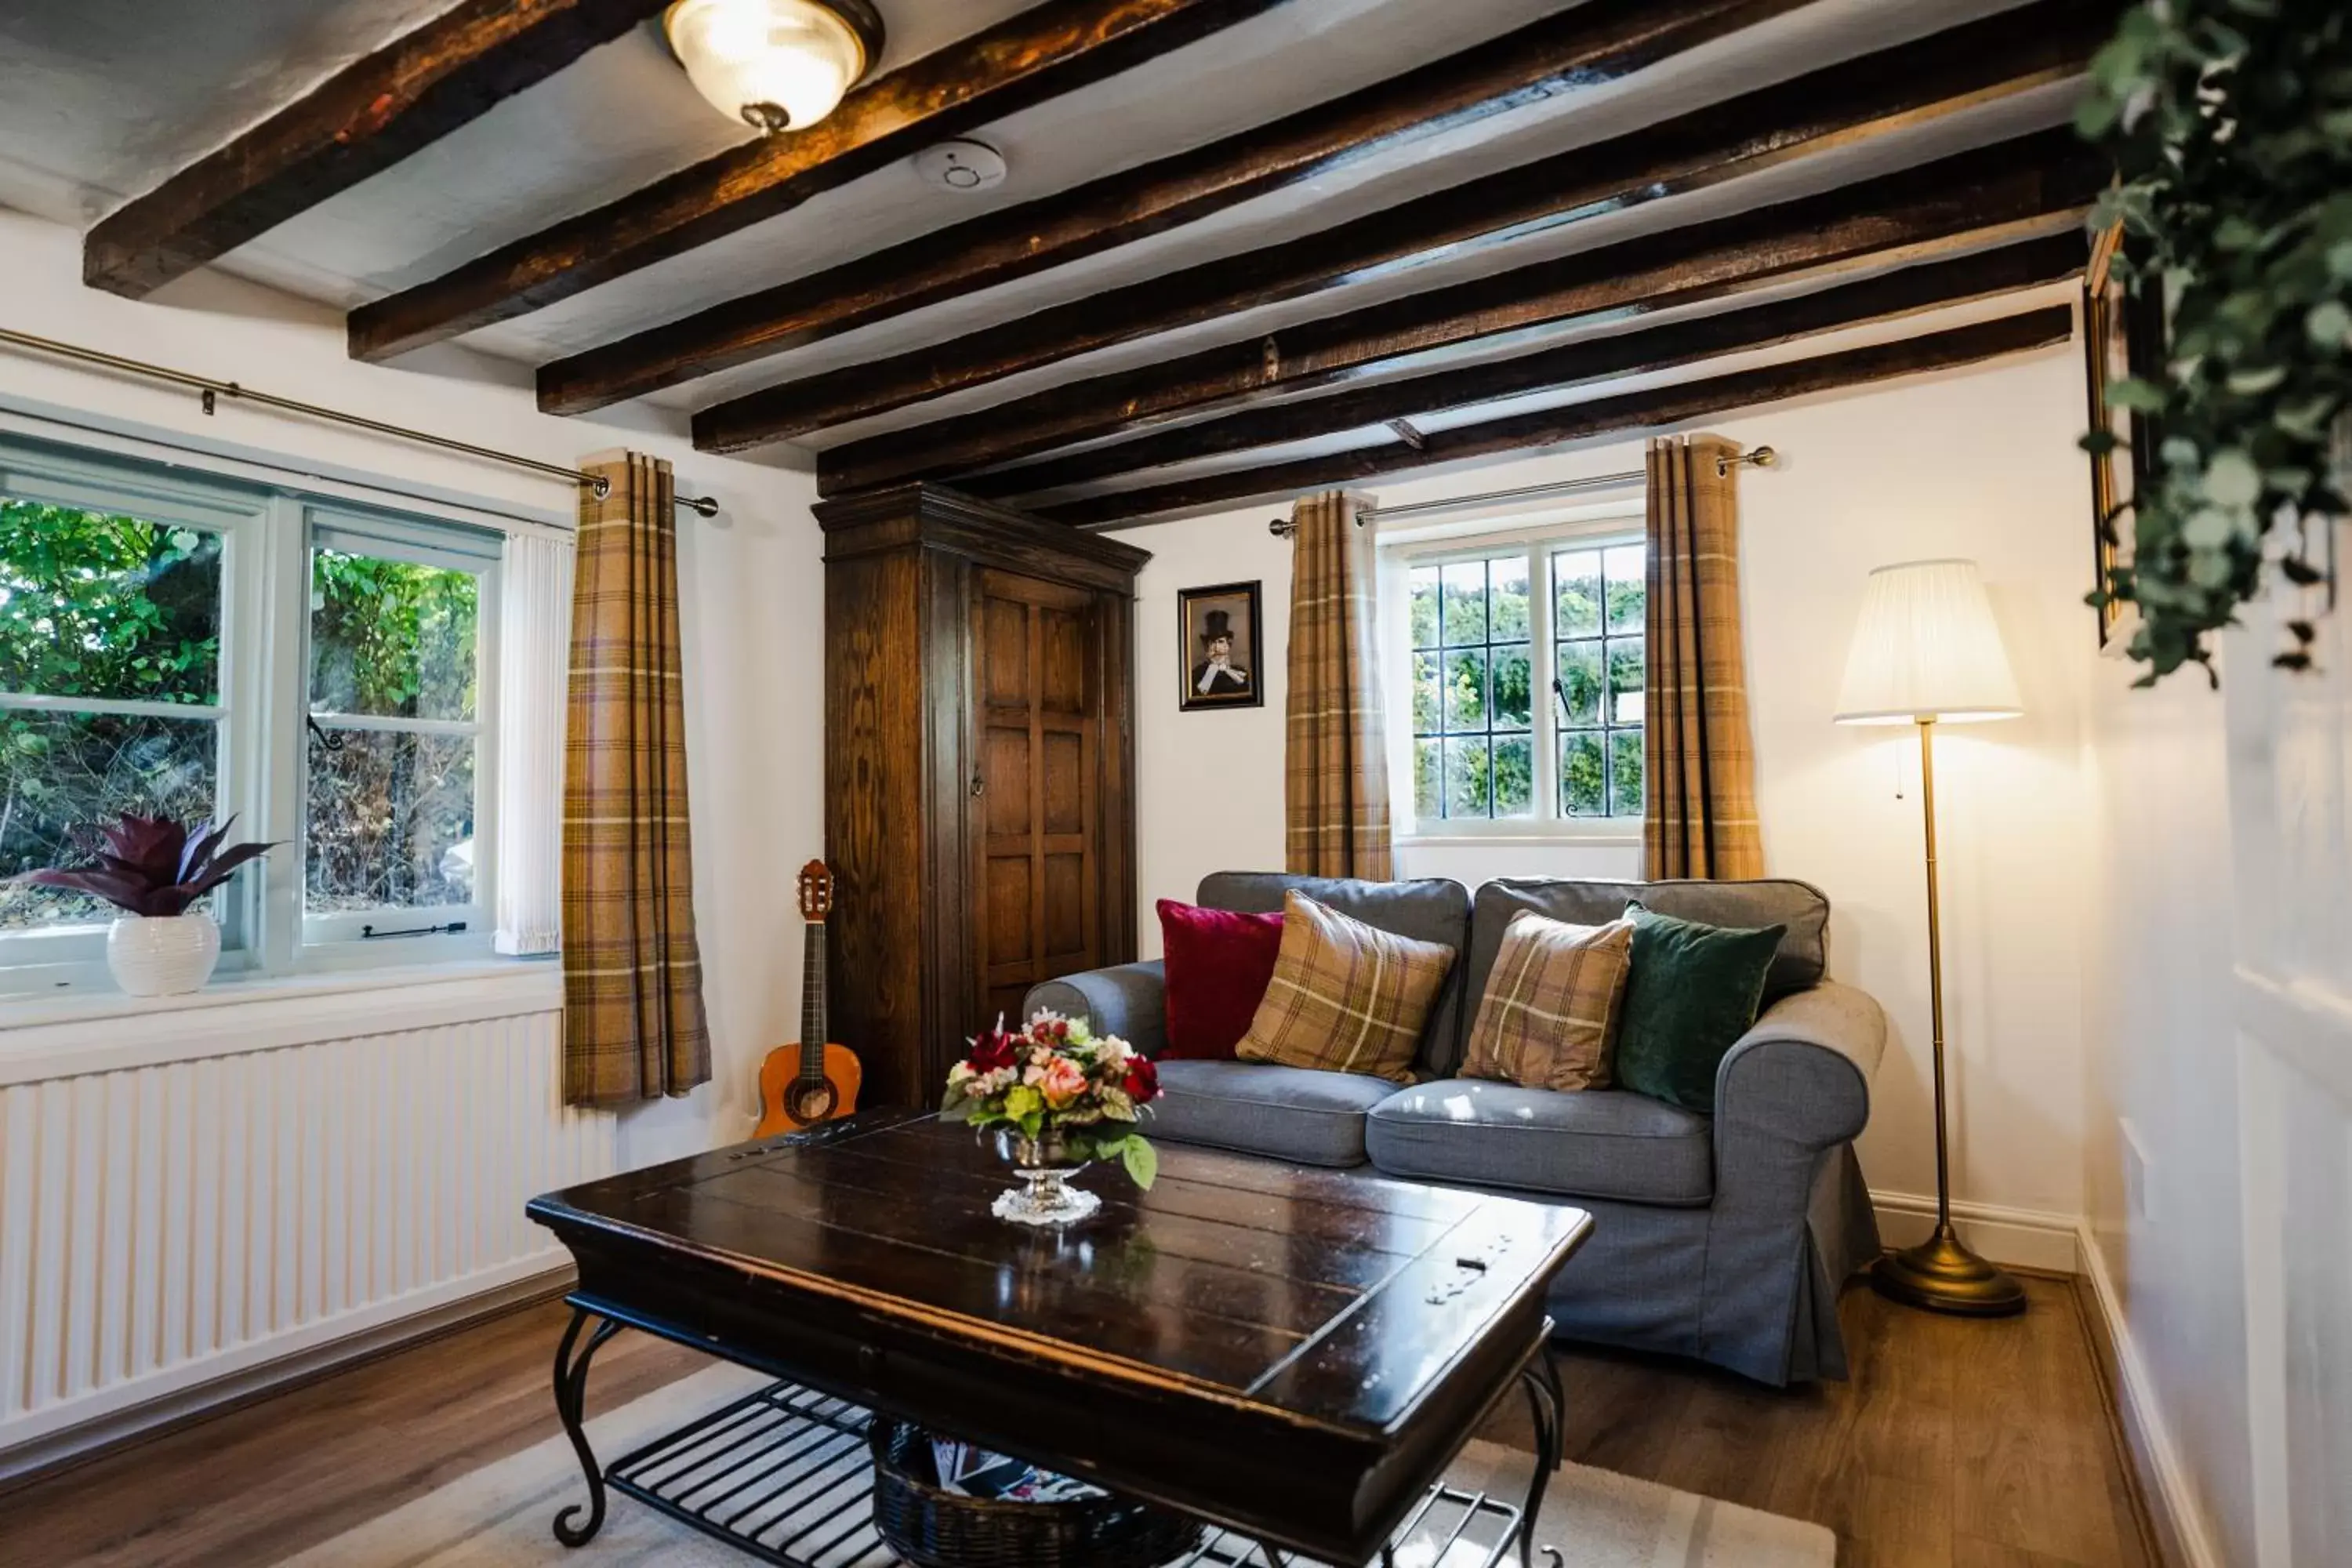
[940,1011,1162,1189]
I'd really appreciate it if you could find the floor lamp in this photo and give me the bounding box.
[1834,559,2027,1317]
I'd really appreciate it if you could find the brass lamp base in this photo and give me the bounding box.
[1871,1225,2027,1318]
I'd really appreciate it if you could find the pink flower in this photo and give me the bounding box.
[1036,1056,1088,1109]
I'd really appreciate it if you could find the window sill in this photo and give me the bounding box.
[0,958,562,1085]
[1396,831,1642,848]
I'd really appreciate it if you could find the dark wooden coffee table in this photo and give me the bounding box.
[526,1109,1590,1567]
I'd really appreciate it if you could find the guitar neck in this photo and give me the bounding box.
[800,921,827,1083]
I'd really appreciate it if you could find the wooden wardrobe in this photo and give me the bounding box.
[816,484,1149,1110]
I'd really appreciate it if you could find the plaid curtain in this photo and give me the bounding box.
[1643,436,1765,880]
[1284,492,1393,880]
[561,452,710,1107]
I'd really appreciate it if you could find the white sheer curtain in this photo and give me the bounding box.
[495,530,573,956]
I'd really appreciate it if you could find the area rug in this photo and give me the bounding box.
[274,1363,1831,1568]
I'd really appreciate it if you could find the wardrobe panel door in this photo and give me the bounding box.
[973,569,1103,1018]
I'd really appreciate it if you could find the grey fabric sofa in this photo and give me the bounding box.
[1025,871,1888,1388]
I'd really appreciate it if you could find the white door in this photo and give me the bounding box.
[2225,516,2351,1567]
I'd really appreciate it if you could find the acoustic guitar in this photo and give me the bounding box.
[754,860,862,1137]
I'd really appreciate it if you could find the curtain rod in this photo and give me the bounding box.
[0,325,720,518]
[1266,445,1777,536]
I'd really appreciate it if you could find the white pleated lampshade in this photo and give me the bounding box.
[1834,559,2023,725]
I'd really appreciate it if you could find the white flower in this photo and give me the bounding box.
[947,1062,974,1087]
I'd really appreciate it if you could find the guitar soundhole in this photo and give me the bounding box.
[787,1080,840,1125]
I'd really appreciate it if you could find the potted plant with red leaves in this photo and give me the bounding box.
[12,813,274,996]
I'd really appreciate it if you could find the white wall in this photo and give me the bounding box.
[2078,533,2352,1568]
[1125,334,2103,1236]
[0,208,825,1167]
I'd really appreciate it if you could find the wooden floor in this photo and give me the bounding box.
[3,1276,2154,1568]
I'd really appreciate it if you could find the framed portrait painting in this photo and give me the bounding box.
[1177,582,1264,712]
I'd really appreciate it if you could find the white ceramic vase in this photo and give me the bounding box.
[106,913,222,997]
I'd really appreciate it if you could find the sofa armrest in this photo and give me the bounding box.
[1714,980,1886,1179]
[1023,962,1168,1058]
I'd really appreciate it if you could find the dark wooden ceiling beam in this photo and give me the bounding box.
[1034,307,2073,528]
[534,0,1817,416]
[347,0,1296,361]
[970,234,2085,503]
[801,128,2103,491]
[84,0,676,298]
[677,0,2105,437]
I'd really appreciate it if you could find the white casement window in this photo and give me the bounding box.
[1386,517,1649,840]
[300,510,502,952]
[0,434,522,989]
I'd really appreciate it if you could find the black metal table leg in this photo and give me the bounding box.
[1515,1347,1564,1568]
[551,1305,625,1548]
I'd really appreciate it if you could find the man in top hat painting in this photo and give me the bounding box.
[1192,608,1251,698]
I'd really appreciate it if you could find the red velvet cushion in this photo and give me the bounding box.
[1156,898,1285,1061]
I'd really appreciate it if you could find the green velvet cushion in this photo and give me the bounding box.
[1613,901,1788,1112]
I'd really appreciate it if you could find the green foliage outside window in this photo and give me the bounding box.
[307,549,481,913]
[1412,558,1536,821]
[1,502,221,928]
[1408,546,1643,825]
[0,499,485,933]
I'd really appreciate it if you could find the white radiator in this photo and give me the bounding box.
[0,982,615,1472]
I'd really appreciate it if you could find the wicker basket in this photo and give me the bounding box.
[867,1415,1203,1568]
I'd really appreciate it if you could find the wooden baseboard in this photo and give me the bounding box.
[0,1265,574,1495]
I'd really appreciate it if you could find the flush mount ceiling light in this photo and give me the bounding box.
[664,0,886,134]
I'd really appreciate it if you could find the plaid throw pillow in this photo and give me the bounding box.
[1461,912,1635,1092]
[1236,891,1457,1083]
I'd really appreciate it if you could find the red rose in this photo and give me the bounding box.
[967,1029,1018,1073]
[1123,1056,1160,1104]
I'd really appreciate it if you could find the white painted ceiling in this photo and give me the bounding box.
[0,0,2071,480]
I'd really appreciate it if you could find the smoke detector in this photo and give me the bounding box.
[915,140,1007,194]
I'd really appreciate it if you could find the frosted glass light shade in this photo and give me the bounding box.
[665,0,875,132]
[1834,558,2023,725]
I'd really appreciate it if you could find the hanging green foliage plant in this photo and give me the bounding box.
[2079,0,2351,682]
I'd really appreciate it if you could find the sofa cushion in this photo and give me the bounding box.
[1461,912,1634,1092]
[1199,872,1472,1075]
[1465,878,1829,1016]
[1146,1059,1397,1167]
[1237,892,1455,1085]
[1613,902,1785,1113]
[1156,899,1284,1060]
[1367,1080,1715,1206]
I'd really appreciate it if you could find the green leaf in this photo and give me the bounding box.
[1120,1138,1158,1192]
[2305,299,2352,348]
[2201,451,2263,506]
